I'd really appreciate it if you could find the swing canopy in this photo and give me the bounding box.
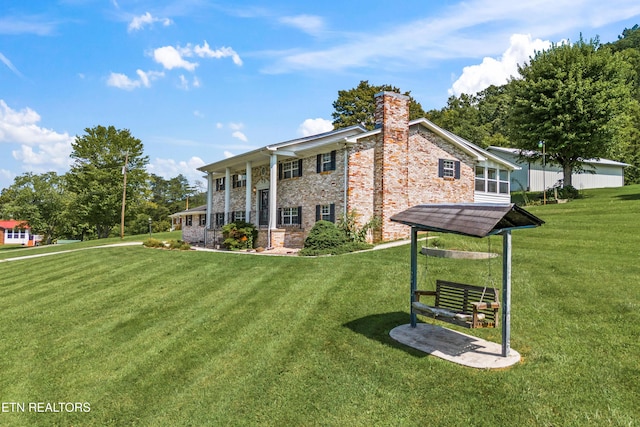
[388,202,544,361]
[389,203,544,237]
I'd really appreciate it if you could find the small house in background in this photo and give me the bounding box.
[0,220,37,246]
[172,92,519,249]
[486,146,629,192]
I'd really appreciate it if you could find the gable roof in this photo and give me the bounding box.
[0,220,30,230]
[198,125,367,175]
[346,118,519,171]
[390,203,544,237]
[487,146,630,168]
[169,205,207,217]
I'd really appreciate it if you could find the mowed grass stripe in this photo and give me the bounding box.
[1,187,640,425]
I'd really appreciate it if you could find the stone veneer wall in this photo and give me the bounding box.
[407,128,475,205]
[373,91,411,242]
[346,137,376,236]
[196,92,475,249]
[205,150,347,249]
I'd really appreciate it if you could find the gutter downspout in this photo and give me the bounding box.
[205,172,213,246]
[343,142,349,218]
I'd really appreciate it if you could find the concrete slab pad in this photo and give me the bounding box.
[390,323,520,369]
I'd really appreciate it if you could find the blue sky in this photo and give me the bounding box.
[1,0,640,190]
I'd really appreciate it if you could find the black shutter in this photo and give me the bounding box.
[278,163,283,180]
[277,208,282,226]
[316,154,322,173]
[298,159,303,177]
[330,151,336,171]
[329,203,335,222]
[316,205,321,221]
[454,161,461,179]
[438,159,444,178]
[297,206,302,225]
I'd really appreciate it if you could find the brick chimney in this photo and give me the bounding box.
[373,91,410,242]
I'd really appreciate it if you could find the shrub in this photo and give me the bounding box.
[143,238,165,248]
[302,221,347,250]
[167,239,191,250]
[222,221,258,250]
[336,210,379,243]
[547,184,580,200]
[143,238,191,250]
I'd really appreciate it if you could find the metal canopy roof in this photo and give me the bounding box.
[390,203,544,237]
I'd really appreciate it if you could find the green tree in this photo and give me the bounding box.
[331,80,426,130]
[0,172,67,244]
[67,125,149,238]
[507,37,636,187]
[606,25,640,184]
[427,86,511,148]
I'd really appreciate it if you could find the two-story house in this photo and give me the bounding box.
[173,91,518,249]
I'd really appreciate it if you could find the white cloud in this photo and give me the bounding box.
[0,52,23,78]
[298,118,333,137]
[128,12,172,32]
[224,151,235,158]
[194,41,243,66]
[153,46,198,71]
[177,74,201,90]
[194,110,204,118]
[107,69,164,90]
[153,42,242,71]
[263,0,640,74]
[0,100,74,173]
[229,122,244,131]
[216,122,224,129]
[107,72,140,90]
[147,156,206,184]
[231,131,248,142]
[279,15,325,36]
[449,34,552,96]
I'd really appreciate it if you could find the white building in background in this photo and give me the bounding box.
[486,146,629,192]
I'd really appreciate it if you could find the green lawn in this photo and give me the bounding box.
[1,187,639,426]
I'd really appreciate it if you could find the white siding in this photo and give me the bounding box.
[474,192,511,204]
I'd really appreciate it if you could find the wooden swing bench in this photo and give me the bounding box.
[412,280,500,329]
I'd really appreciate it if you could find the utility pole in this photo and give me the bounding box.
[538,141,546,205]
[120,151,129,239]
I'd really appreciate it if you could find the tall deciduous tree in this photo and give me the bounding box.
[68,126,148,238]
[331,80,426,130]
[0,172,67,243]
[507,37,636,187]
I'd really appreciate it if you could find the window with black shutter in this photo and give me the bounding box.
[438,159,460,179]
[315,203,335,222]
[317,151,336,173]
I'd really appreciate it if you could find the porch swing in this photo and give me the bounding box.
[411,234,500,329]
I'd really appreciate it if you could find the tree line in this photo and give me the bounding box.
[0,125,205,243]
[2,25,639,243]
[334,27,640,187]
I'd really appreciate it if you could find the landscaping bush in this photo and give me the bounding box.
[547,184,580,200]
[167,239,191,250]
[300,220,373,256]
[222,221,258,250]
[301,220,347,252]
[143,238,191,250]
[143,238,165,248]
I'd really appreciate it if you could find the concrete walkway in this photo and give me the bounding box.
[390,323,520,369]
[0,241,141,263]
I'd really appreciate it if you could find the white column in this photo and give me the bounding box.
[268,153,278,246]
[224,167,231,223]
[245,161,252,224]
[206,172,213,228]
[501,230,512,357]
